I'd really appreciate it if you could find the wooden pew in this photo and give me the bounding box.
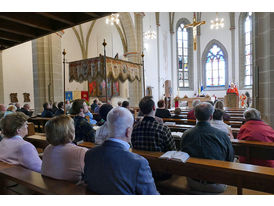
[167,124,240,138]
[162,118,243,128]
[28,117,51,133]
[24,133,48,151]
[231,139,274,162]
[78,142,274,195]
[0,162,93,195]
[173,115,244,122]
[20,136,274,194]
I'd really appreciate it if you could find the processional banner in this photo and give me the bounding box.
[69,56,141,83]
[65,91,73,101]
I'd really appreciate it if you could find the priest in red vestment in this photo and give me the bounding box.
[227,83,239,96]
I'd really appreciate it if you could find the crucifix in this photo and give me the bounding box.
[184,12,205,51]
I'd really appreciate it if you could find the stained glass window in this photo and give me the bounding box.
[177,23,190,88]
[205,45,226,87]
[244,13,253,86]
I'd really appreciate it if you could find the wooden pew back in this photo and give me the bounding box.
[0,161,93,195]
[78,142,274,194]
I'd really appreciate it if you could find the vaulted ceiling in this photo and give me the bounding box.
[0,12,111,50]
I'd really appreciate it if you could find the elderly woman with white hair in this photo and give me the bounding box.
[237,108,274,167]
[84,107,159,195]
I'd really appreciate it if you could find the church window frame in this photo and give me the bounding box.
[202,39,229,91]
[239,12,254,89]
[176,18,194,91]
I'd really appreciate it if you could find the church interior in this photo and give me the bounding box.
[0,8,274,198]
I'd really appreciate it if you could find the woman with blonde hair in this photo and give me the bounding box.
[0,112,42,172]
[41,115,88,182]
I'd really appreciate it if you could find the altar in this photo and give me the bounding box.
[180,96,211,108]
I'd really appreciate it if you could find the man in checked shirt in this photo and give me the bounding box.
[131,96,176,181]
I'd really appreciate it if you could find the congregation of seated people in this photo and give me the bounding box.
[1,96,274,195]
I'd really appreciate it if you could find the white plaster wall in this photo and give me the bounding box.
[143,12,159,102]
[159,12,172,100]
[2,41,34,109]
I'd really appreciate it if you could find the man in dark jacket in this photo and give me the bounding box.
[41,102,54,118]
[181,102,234,193]
[72,99,95,143]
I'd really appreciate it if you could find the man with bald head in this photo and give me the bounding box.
[181,102,234,193]
[84,107,159,195]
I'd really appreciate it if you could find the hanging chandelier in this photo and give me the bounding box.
[106,14,119,25]
[144,26,156,40]
[210,13,224,30]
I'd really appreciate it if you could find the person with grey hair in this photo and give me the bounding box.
[84,107,159,195]
[187,99,201,120]
[237,108,274,167]
[181,102,234,194]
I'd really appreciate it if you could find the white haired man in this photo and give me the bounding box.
[84,107,159,195]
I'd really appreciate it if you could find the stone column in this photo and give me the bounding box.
[254,13,274,127]
[169,12,175,105]
[0,51,4,104]
[230,12,236,83]
[120,12,141,107]
[156,12,161,100]
[125,13,143,107]
[32,33,62,114]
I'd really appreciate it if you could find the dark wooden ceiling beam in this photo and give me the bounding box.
[0,30,29,43]
[0,39,15,47]
[0,19,38,38]
[0,13,56,32]
[84,12,101,18]
[0,30,31,43]
[36,12,75,26]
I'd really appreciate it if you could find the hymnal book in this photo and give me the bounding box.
[159,151,190,163]
[164,122,176,126]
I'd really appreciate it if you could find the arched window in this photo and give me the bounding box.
[176,18,193,90]
[202,40,228,90]
[239,12,253,89]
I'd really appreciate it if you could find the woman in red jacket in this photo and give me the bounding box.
[237,108,274,167]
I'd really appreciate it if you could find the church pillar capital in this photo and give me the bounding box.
[134,12,145,17]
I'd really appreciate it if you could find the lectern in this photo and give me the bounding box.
[224,93,239,108]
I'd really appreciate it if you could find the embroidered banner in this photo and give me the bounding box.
[81,91,89,102]
[69,56,141,83]
[65,91,73,101]
[73,91,81,100]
